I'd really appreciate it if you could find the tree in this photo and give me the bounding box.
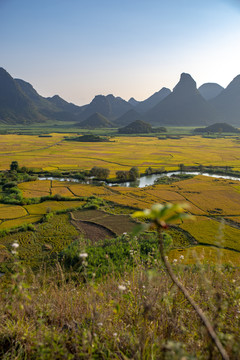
[10,161,19,171]
[128,167,140,181]
[179,163,185,173]
[89,166,110,180]
[116,170,129,181]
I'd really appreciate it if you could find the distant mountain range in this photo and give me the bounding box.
[1,66,240,126]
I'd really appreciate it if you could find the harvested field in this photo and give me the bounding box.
[71,219,115,243]
[71,209,137,235]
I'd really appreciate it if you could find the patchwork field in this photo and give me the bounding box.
[1,134,240,174]
[1,134,240,267]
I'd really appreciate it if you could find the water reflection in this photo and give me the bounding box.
[39,171,240,188]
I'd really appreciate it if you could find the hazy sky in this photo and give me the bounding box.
[1,0,240,105]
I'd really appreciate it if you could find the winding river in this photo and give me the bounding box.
[38,171,240,188]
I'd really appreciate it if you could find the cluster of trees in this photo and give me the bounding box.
[144,166,165,175]
[89,166,110,180]
[116,166,140,181]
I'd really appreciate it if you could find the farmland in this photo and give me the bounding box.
[0,134,240,267]
[1,134,240,175]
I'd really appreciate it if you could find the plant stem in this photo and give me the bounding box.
[156,224,229,360]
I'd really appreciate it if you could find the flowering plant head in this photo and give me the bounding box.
[132,203,194,229]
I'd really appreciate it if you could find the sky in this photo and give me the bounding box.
[1,0,240,105]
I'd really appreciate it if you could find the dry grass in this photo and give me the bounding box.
[0,262,239,359]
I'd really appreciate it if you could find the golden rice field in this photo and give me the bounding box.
[1,134,240,266]
[23,200,85,215]
[0,215,42,230]
[0,204,27,219]
[168,246,240,266]
[1,134,240,174]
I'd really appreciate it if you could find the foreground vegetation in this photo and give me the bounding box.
[1,242,239,359]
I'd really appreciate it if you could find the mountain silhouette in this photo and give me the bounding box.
[47,94,83,114]
[210,75,240,125]
[135,87,171,114]
[78,94,132,122]
[0,68,46,124]
[77,112,113,128]
[144,73,220,126]
[16,79,81,122]
[1,67,240,127]
[113,109,143,127]
[128,97,139,106]
[198,83,224,100]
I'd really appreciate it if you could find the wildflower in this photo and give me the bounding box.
[118,285,126,291]
[79,253,88,258]
[97,322,103,326]
[12,242,19,248]
[180,255,184,260]
[113,332,117,337]
[11,250,17,255]
[173,259,178,263]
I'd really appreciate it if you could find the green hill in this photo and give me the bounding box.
[193,122,240,133]
[118,120,153,134]
[114,109,143,127]
[77,112,114,128]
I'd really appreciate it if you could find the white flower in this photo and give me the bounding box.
[122,232,127,236]
[113,332,117,337]
[11,250,17,255]
[79,253,88,258]
[12,242,19,248]
[97,322,103,326]
[118,285,126,291]
[180,255,184,260]
[173,259,178,263]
